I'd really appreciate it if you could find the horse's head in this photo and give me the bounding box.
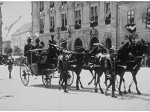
[134,39,148,57]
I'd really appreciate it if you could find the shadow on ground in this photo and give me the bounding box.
[30,84,150,101]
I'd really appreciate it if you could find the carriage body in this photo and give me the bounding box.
[20,48,74,88]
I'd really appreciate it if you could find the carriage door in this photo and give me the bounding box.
[105,38,112,50]
[74,38,83,52]
[90,37,99,49]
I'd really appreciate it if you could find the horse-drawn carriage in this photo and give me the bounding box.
[19,47,74,88]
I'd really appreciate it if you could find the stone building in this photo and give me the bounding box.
[11,22,32,55]
[0,3,3,55]
[32,1,117,51]
[117,1,150,47]
[31,1,150,51]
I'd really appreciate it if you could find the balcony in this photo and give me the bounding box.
[39,29,44,34]
[50,28,55,32]
[90,21,98,27]
[61,26,67,31]
[75,24,81,29]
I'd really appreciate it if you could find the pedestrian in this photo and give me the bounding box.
[6,54,14,79]
[58,55,70,93]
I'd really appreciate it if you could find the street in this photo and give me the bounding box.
[0,65,150,111]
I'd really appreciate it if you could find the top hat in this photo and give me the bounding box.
[27,37,32,42]
[35,38,40,43]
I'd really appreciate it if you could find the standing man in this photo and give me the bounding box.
[6,54,14,79]
[24,37,34,64]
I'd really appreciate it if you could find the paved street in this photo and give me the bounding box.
[0,65,150,111]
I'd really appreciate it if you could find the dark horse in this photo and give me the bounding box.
[75,44,117,97]
[106,38,148,96]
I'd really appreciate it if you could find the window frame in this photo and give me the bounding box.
[39,18,44,34]
[127,10,135,24]
[39,1,44,12]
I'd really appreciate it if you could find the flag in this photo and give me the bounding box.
[5,15,22,37]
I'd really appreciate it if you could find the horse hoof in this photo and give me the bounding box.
[95,89,98,92]
[112,95,117,98]
[64,90,69,93]
[119,92,123,95]
[81,86,84,89]
[76,87,80,90]
[137,91,141,95]
[128,89,131,93]
[124,91,127,94]
[101,91,104,94]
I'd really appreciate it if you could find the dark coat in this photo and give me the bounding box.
[24,43,34,64]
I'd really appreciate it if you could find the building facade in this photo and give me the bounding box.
[11,22,32,55]
[117,1,150,47]
[31,1,150,51]
[0,3,3,55]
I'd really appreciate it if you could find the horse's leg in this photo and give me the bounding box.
[118,74,123,95]
[122,78,127,94]
[111,71,117,98]
[79,78,83,88]
[132,71,141,95]
[88,69,95,85]
[64,71,68,93]
[95,69,104,94]
[75,68,82,90]
[128,79,133,93]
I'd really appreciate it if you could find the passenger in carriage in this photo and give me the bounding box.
[34,38,42,49]
[40,41,45,48]
[24,37,34,64]
[46,35,58,67]
[34,38,43,63]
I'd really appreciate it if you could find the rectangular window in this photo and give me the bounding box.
[62,13,67,27]
[90,6,98,27]
[50,16,55,32]
[49,2,54,8]
[75,10,81,29]
[127,10,135,24]
[40,18,44,34]
[147,8,150,23]
[40,1,44,12]
[61,1,67,6]
[61,13,67,31]
[90,6,98,21]
[105,2,111,24]
[142,13,146,23]
[50,16,54,28]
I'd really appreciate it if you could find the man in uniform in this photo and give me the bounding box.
[24,37,34,64]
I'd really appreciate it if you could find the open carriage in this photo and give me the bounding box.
[19,48,74,88]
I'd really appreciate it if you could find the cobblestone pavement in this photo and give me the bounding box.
[0,65,150,111]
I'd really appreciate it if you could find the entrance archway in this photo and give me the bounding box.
[74,38,83,52]
[105,38,112,50]
[90,37,99,49]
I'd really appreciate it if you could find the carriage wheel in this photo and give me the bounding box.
[67,70,74,86]
[42,69,52,88]
[20,64,30,86]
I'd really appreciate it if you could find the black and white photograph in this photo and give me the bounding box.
[0,0,150,111]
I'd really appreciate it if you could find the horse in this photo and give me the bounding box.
[75,44,117,97]
[105,39,148,96]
